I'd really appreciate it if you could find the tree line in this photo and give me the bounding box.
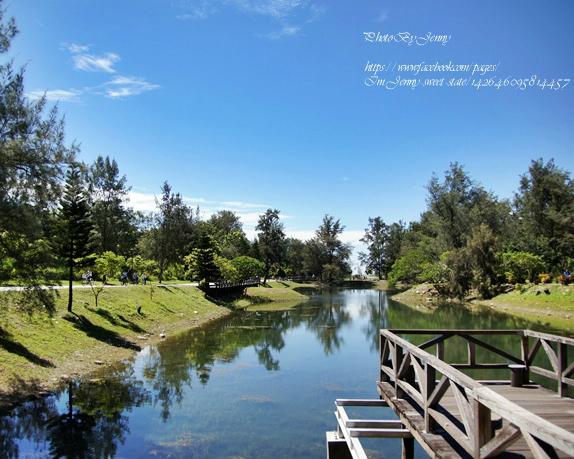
[359,160,574,298]
[0,4,353,309]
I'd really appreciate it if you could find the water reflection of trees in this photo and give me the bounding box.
[305,295,352,355]
[0,363,150,458]
[139,299,354,419]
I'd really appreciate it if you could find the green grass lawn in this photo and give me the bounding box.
[241,281,311,303]
[0,284,228,406]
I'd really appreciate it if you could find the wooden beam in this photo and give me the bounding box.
[524,330,574,347]
[349,428,412,438]
[336,399,389,407]
[462,334,522,364]
[480,424,521,458]
[540,339,559,373]
[418,333,451,351]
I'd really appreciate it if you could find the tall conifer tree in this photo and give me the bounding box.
[56,164,94,312]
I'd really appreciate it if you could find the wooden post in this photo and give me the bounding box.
[558,343,567,397]
[424,363,436,433]
[521,335,530,384]
[436,341,444,361]
[468,341,476,367]
[472,399,492,458]
[402,437,415,459]
[394,344,404,398]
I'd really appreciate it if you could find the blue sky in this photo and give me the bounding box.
[7,0,574,271]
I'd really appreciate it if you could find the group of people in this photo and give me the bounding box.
[120,271,147,285]
[81,270,93,284]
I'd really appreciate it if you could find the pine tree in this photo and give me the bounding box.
[55,164,95,312]
[0,2,75,285]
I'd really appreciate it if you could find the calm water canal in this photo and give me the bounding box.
[1,288,569,458]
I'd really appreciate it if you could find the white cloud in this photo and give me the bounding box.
[26,89,82,102]
[234,0,305,18]
[104,76,160,98]
[378,9,388,22]
[176,0,325,39]
[73,52,121,73]
[220,201,271,209]
[127,191,158,212]
[66,43,91,53]
[266,24,302,40]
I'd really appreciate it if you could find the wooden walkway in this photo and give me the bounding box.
[327,329,574,459]
[199,277,260,297]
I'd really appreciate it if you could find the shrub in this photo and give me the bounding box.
[538,273,552,284]
[499,251,545,284]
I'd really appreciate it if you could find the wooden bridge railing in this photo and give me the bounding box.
[379,329,574,458]
[204,277,261,289]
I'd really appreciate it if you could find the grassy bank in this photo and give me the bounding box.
[0,281,316,410]
[473,284,574,331]
[233,281,312,307]
[392,283,574,332]
[0,284,229,410]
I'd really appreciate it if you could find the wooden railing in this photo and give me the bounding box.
[204,277,261,289]
[379,329,574,458]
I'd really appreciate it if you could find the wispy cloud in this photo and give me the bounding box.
[62,43,121,73]
[26,89,83,102]
[265,25,302,40]
[42,44,160,101]
[127,191,275,226]
[234,0,305,18]
[64,43,90,53]
[220,201,271,209]
[175,0,325,39]
[73,52,120,73]
[104,76,160,98]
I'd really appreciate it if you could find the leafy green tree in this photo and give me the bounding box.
[499,251,545,283]
[185,234,220,283]
[54,164,95,312]
[462,224,500,298]
[359,217,388,279]
[220,229,251,259]
[256,209,286,283]
[0,3,75,284]
[513,158,574,267]
[388,243,435,286]
[89,155,136,256]
[284,237,306,277]
[306,215,352,281]
[426,162,506,250]
[146,182,193,283]
[360,217,405,279]
[208,210,243,236]
[94,251,125,282]
[229,256,265,283]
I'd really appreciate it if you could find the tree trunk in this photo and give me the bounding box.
[68,264,74,312]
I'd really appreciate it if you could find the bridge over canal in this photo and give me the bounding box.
[327,329,574,459]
